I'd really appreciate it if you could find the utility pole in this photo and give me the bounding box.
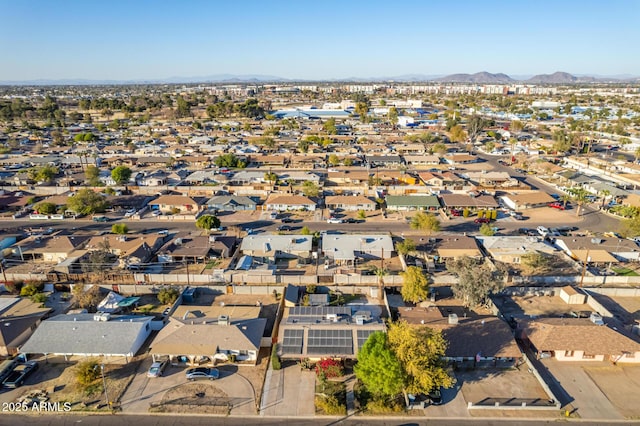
[579,248,590,288]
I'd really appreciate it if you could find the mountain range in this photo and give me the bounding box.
[1,71,638,85]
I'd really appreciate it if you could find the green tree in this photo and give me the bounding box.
[111,223,129,234]
[35,202,57,214]
[409,212,440,234]
[85,164,100,185]
[354,332,405,398]
[446,256,504,308]
[343,157,353,166]
[67,188,109,215]
[394,238,416,256]
[111,166,132,186]
[432,142,447,155]
[158,287,180,305]
[357,209,367,220]
[479,223,496,236]
[387,321,454,394]
[302,181,319,197]
[264,171,278,185]
[176,96,191,118]
[400,266,429,304]
[323,118,337,135]
[298,139,310,153]
[328,154,340,167]
[214,153,246,168]
[300,226,312,235]
[196,214,221,232]
[29,165,59,183]
[567,187,590,217]
[449,125,467,142]
[387,107,399,126]
[355,102,369,123]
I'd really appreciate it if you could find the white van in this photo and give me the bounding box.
[536,226,549,237]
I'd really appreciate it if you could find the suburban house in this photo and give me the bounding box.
[207,195,258,212]
[0,191,33,215]
[150,313,267,366]
[519,318,640,363]
[366,155,403,168]
[403,155,441,166]
[183,170,219,185]
[0,297,51,356]
[12,235,91,263]
[325,195,376,211]
[476,236,558,264]
[322,234,394,266]
[150,195,202,215]
[500,191,556,210]
[240,234,313,262]
[398,306,521,368]
[84,234,165,269]
[555,236,640,263]
[19,313,155,364]
[385,195,441,211]
[464,171,518,188]
[443,154,478,165]
[137,170,168,186]
[325,171,370,185]
[264,195,317,211]
[157,234,237,263]
[440,194,499,210]
[436,236,483,261]
[278,306,386,360]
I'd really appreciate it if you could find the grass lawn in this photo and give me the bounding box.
[612,267,639,276]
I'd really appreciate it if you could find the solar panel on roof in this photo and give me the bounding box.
[282,329,304,354]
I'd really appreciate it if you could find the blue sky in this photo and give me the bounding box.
[1,0,638,81]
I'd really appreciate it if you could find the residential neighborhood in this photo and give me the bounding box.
[1,77,640,423]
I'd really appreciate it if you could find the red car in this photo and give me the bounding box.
[450,209,463,217]
[474,218,490,223]
[548,202,565,210]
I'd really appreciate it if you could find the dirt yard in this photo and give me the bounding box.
[584,364,640,418]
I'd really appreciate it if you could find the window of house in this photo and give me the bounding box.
[582,353,595,359]
[564,350,574,357]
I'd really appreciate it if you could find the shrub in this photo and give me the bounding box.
[315,395,346,415]
[20,283,41,297]
[75,359,101,388]
[306,284,317,294]
[365,397,404,414]
[229,354,237,363]
[315,358,344,379]
[271,344,281,370]
[31,292,48,305]
[462,208,470,218]
[157,287,179,305]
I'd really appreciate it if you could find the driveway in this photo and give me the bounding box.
[120,359,257,415]
[260,363,315,416]
[542,359,623,420]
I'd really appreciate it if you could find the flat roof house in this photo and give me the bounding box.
[19,313,154,364]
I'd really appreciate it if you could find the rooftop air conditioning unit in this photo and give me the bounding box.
[448,313,459,324]
[326,314,338,322]
[218,315,230,325]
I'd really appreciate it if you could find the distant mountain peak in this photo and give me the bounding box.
[436,71,514,83]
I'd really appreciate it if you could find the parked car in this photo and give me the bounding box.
[185,367,219,381]
[2,361,38,389]
[450,209,463,217]
[147,360,168,378]
[152,210,161,217]
[548,202,565,210]
[277,225,292,231]
[537,226,549,236]
[92,215,108,222]
[428,388,443,405]
[474,218,490,223]
[280,218,294,223]
[327,217,343,224]
[345,218,364,224]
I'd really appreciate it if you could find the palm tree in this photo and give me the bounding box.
[561,193,572,210]
[599,189,611,209]
[568,187,590,217]
[372,266,388,301]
